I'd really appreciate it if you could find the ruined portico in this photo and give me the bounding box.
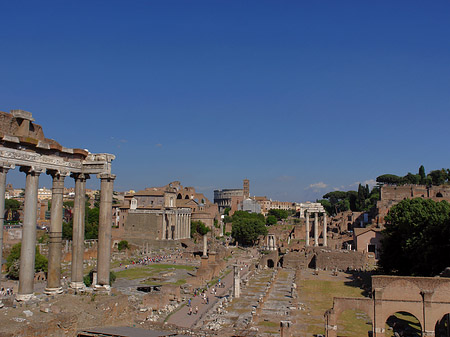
[300,203,327,247]
[0,110,115,300]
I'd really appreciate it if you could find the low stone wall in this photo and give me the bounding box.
[283,248,367,271]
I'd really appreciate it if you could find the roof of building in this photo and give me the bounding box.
[354,226,383,237]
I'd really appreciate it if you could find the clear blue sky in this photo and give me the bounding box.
[1,1,449,202]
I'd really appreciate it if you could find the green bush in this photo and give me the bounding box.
[6,243,48,279]
[118,240,129,251]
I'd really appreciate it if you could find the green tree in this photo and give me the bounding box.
[5,199,21,210]
[317,199,332,215]
[190,220,210,238]
[6,243,48,279]
[376,174,404,185]
[231,211,267,246]
[118,240,129,251]
[419,165,426,184]
[266,215,277,226]
[268,209,289,221]
[427,169,448,186]
[379,198,450,276]
[224,207,230,216]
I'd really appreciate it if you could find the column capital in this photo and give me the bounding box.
[19,166,44,175]
[70,173,90,181]
[0,162,15,171]
[97,173,116,181]
[46,169,70,179]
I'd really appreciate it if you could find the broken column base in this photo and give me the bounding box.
[44,287,63,295]
[94,284,111,294]
[69,281,86,292]
[15,293,36,302]
[201,256,209,268]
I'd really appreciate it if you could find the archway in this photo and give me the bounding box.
[437,192,443,198]
[336,308,372,337]
[267,259,274,268]
[435,313,450,337]
[385,311,422,337]
[185,195,189,199]
[177,193,182,199]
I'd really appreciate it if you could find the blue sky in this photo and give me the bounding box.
[1,1,450,202]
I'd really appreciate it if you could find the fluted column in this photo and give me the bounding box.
[314,212,319,247]
[70,173,88,290]
[45,170,66,294]
[17,166,42,301]
[96,173,115,288]
[305,211,310,246]
[323,213,327,247]
[0,165,11,300]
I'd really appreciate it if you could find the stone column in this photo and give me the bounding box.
[314,212,319,247]
[45,170,66,295]
[96,174,115,289]
[233,264,240,298]
[17,166,42,301]
[70,173,88,290]
[323,213,327,247]
[280,321,292,337]
[203,234,208,257]
[305,211,310,246]
[162,210,166,240]
[0,165,11,302]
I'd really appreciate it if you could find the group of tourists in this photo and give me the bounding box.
[0,287,13,296]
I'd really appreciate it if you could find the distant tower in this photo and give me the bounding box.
[243,179,250,199]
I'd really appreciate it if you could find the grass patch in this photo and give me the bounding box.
[298,277,368,337]
[258,321,278,328]
[338,309,372,337]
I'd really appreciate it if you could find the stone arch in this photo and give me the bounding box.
[435,313,450,337]
[185,195,189,199]
[267,259,274,268]
[385,311,422,337]
[177,193,182,199]
[437,192,443,198]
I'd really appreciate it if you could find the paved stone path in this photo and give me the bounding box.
[167,249,256,329]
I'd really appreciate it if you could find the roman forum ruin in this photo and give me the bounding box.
[0,110,115,300]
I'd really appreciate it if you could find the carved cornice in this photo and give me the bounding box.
[0,145,114,175]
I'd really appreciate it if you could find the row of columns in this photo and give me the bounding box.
[162,211,190,240]
[305,211,327,247]
[0,165,115,300]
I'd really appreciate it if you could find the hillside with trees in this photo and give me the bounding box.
[318,184,380,216]
[376,165,450,186]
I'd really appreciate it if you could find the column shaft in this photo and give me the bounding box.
[203,234,208,257]
[323,213,327,247]
[97,174,115,287]
[71,174,88,289]
[18,168,41,300]
[0,167,9,294]
[45,172,65,293]
[314,212,319,247]
[305,211,310,246]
